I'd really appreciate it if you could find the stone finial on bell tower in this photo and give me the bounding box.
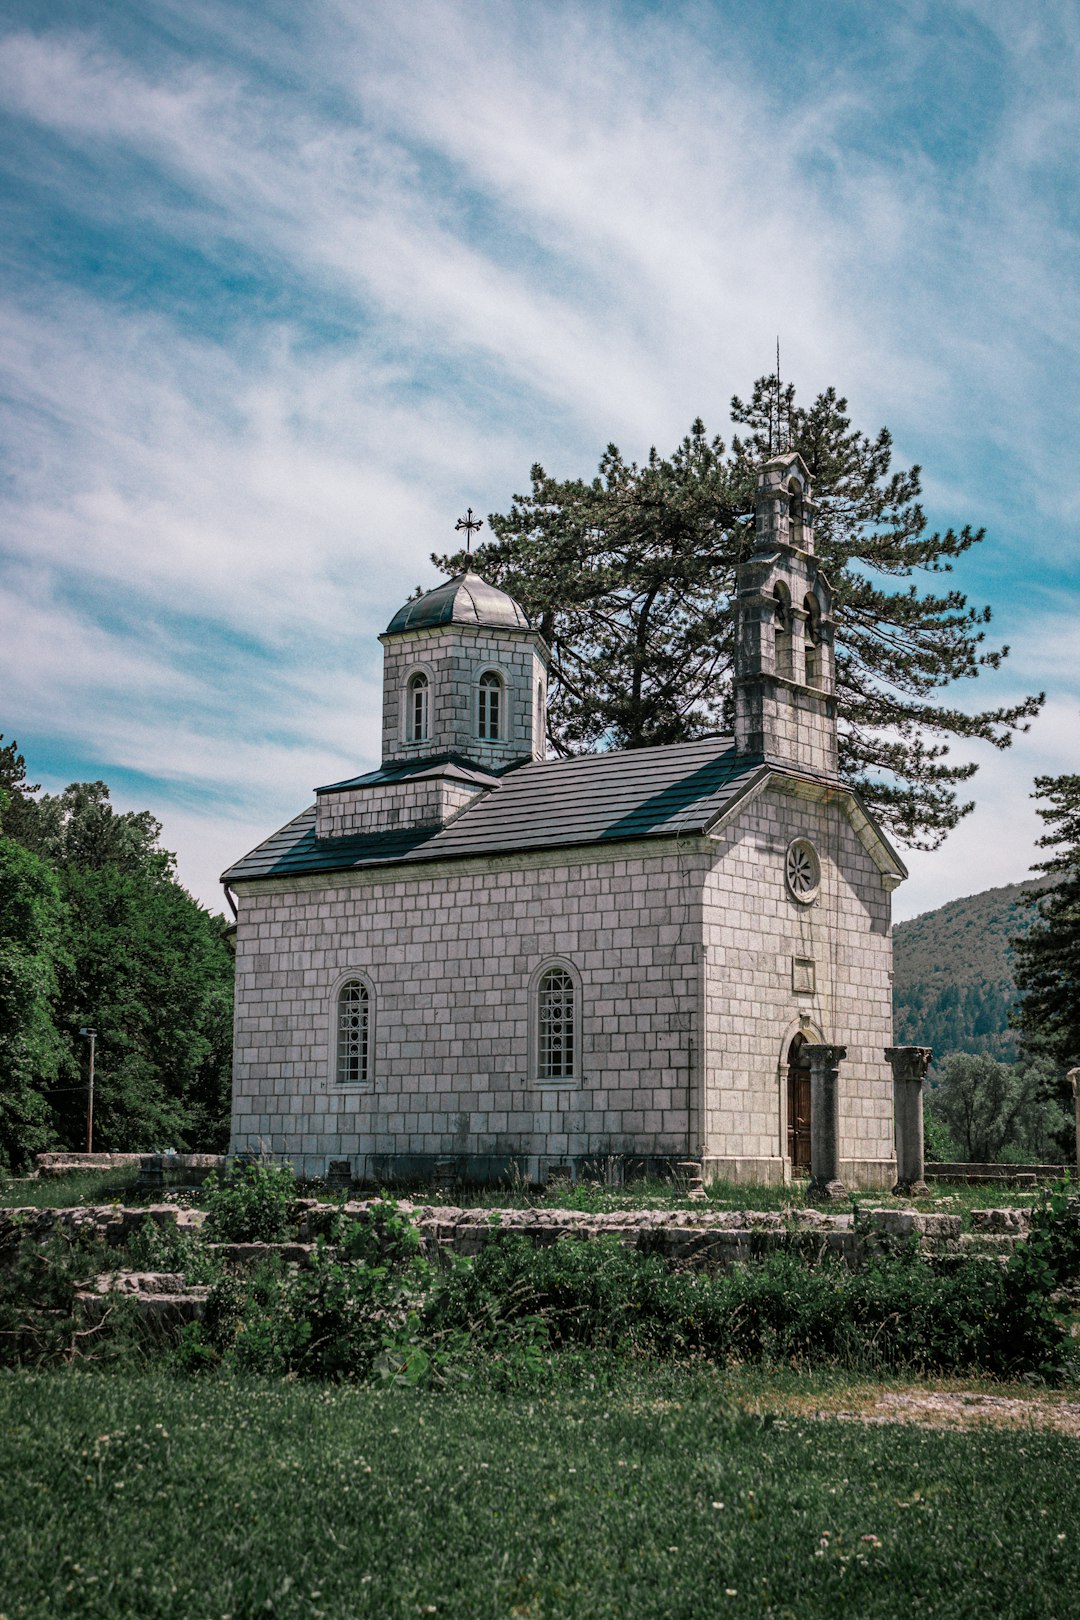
[733,451,838,776]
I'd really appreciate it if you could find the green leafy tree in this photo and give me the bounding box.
[436,375,1041,847]
[51,861,235,1151]
[26,780,174,879]
[1,756,234,1156]
[0,832,66,1169]
[1012,771,1080,1071]
[924,1051,1070,1163]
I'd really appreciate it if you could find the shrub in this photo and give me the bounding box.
[202,1159,296,1242]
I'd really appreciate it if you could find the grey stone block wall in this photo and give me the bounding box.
[230,781,896,1187]
[315,777,484,839]
[700,780,895,1186]
[379,625,548,771]
[230,839,708,1181]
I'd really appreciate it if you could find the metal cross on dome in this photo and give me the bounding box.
[454,507,483,555]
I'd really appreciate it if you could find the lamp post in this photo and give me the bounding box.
[79,1028,96,1153]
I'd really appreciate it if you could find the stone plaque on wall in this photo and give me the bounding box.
[792,956,816,994]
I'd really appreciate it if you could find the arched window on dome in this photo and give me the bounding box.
[477,671,504,741]
[406,671,430,743]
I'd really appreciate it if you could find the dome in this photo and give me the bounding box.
[385,571,531,635]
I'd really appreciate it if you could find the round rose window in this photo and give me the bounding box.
[785,838,821,903]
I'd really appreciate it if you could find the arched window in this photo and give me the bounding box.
[804,595,822,686]
[788,479,804,547]
[535,680,546,755]
[336,979,370,1085]
[477,671,504,741]
[537,966,575,1081]
[773,584,793,679]
[406,672,430,743]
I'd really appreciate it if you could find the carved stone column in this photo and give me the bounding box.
[1068,1069,1080,1170]
[886,1046,933,1196]
[804,1044,847,1199]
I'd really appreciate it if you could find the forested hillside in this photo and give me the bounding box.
[893,882,1040,1060]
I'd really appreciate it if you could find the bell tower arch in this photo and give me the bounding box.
[734,452,838,776]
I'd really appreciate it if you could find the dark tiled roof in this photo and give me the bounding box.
[315,754,502,795]
[384,571,531,635]
[222,736,768,884]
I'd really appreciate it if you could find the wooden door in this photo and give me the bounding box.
[787,1061,812,1172]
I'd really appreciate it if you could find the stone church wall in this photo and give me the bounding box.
[231,789,896,1188]
[230,839,714,1183]
[701,781,895,1188]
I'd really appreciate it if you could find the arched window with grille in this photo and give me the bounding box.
[535,963,578,1083]
[336,978,372,1086]
[406,671,430,743]
[477,671,504,741]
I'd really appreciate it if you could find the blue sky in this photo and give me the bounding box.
[0,0,1077,920]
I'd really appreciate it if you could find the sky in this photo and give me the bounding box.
[0,0,1077,923]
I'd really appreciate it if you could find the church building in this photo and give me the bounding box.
[223,452,907,1188]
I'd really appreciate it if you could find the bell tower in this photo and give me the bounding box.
[733,451,838,776]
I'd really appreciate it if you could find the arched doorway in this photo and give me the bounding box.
[786,1032,812,1173]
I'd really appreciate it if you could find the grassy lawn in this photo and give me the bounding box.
[0,1369,1076,1619]
[0,1168,140,1209]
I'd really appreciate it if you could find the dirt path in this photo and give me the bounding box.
[753,1388,1080,1437]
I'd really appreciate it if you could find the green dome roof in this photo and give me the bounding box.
[385,572,531,635]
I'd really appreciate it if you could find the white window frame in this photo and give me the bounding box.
[331,971,376,1090]
[476,669,506,742]
[529,958,582,1088]
[400,665,435,745]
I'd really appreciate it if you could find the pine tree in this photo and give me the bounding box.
[0,735,42,848]
[435,375,1042,847]
[1013,771,1080,1071]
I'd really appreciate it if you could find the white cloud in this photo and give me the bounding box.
[0,0,1076,916]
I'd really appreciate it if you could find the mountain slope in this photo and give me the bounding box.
[892,881,1041,1060]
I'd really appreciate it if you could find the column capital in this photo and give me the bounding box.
[1067,1067,1080,1097]
[885,1046,933,1083]
[803,1043,847,1070]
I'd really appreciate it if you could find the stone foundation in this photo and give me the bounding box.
[2,1200,1031,1278]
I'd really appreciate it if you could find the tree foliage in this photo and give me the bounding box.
[0,736,234,1166]
[0,835,67,1169]
[435,375,1041,846]
[924,1051,1070,1164]
[1012,771,1080,1072]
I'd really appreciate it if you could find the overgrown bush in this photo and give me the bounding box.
[0,1228,145,1367]
[3,1186,1078,1384]
[189,1203,462,1383]
[202,1159,296,1242]
[426,1235,1041,1376]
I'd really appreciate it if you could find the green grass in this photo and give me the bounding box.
[0,1369,1076,1619]
[0,1167,140,1209]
